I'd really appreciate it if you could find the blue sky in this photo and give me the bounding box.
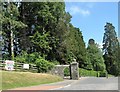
[65,2,118,47]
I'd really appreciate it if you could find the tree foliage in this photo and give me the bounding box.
[2,2,119,75]
[64,25,86,65]
[102,22,119,75]
[1,2,26,60]
[87,39,106,71]
[17,2,86,65]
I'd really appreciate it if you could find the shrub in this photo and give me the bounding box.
[14,51,28,63]
[64,67,70,76]
[35,57,54,73]
[14,52,40,63]
[14,55,26,63]
[26,52,40,63]
[52,60,60,65]
[2,54,10,60]
[99,71,107,77]
[79,68,97,77]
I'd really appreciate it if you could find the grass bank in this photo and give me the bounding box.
[1,70,63,90]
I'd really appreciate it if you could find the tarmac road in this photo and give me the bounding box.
[53,77,118,90]
[9,77,118,91]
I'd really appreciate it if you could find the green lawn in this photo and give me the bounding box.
[1,70,63,90]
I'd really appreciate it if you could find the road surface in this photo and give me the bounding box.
[52,77,118,90]
[10,77,118,91]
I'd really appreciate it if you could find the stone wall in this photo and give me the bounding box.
[49,65,70,78]
[1,60,79,80]
[49,62,79,80]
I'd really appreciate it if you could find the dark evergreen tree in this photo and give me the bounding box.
[102,22,119,75]
[88,39,95,45]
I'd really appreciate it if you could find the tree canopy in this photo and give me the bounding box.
[102,22,119,76]
[87,39,106,71]
[1,2,120,76]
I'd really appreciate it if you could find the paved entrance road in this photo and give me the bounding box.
[53,77,118,90]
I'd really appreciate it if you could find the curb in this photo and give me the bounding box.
[49,84,71,90]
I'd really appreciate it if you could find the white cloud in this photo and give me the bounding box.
[96,42,103,49]
[69,6,90,16]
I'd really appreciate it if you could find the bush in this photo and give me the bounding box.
[79,68,108,77]
[99,71,107,77]
[79,68,97,77]
[2,54,10,60]
[52,60,60,65]
[14,52,55,73]
[35,57,54,73]
[14,55,26,63]
[14,51,28,63]
[26,52,40,63]
[15,52,40,63]
[64,67,70,76]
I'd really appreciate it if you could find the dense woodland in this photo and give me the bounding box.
[1,1,120,76]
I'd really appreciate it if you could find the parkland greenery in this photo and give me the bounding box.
[1,2,120,76]
[102,23,120,76]
[87,39,106,71]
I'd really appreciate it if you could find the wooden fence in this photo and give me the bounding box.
[0,61,38,73]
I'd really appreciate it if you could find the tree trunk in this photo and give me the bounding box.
[10,26,14,60]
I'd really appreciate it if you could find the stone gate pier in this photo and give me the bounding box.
[70,62,79,80]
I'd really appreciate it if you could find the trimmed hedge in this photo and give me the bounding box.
[79,68,109,77]
[79,68,98,77]
[64,67,97,77]
[64,68,111,77]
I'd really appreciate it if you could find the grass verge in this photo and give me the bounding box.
[1,70,63,90]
